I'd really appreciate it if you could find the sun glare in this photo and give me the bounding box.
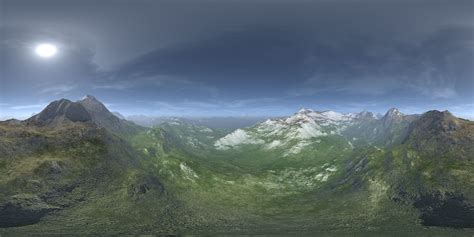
[35,43,57,58]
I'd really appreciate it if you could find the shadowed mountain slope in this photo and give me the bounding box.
[26,99,92,125]
[1,96,473,234]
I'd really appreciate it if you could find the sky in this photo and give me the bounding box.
[1,0,473,119]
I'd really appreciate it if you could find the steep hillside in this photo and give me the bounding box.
[1,99,473,234]
[209,108,416,170]
[392,111,474,227]
[25,95,143,138]
[130,109,474,233]
[78,95,144,137]
[0,99,185,234]
[25,99,92,125]
[334,110,474,228]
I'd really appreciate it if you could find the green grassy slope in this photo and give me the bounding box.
[1,110,473,234]
[125,111,474,233]
[0,122,188,234]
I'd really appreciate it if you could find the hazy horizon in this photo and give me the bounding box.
[0,94,472,121]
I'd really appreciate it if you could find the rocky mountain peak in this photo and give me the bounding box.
[78,95,109,113]
[424,110,453,117]
[358,110,375,117]
[347,110,377,121]
[297,108,314,114]
[82,94,97,101]
[23,95,142,135]
[26,99,91,125]
[77,95,143,135]
[381,108,404,125]
[417,110,458,131]
[403,110,469,153]
[385,108,403,117]
[77,95,119,123]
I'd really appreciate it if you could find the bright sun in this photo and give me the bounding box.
[35,43,57,58]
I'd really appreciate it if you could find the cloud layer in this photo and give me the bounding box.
[1,0,473,119]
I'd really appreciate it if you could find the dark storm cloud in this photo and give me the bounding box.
[111,28,311,97]
[110,24,473,101]
[289,25,474,99]
[1,0,473,119]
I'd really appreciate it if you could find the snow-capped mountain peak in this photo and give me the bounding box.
[320,110,347,121]
[297,108,313,114]
[289,109,350,123]
[347,110,378,120]
[385,108,403,117]
[215,108,362,152]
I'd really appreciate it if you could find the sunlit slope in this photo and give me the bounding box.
[1,96,473,234]
[131,109,474,232]
[0,99,186,234]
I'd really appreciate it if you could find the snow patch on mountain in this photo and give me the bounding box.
[180,162,199,181]
[284,140,311,156]
[265,140,282,149]
[315,173,330,182]
[258,119,286,136]
[321,111,347,121]
[186,137,202,148]
[295,121,327,139]
[214,108,384,155]
[215,129,264,150]
[200,127,213,132]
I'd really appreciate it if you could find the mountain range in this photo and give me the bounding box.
[0,96,473,235]
[127,115,271,130]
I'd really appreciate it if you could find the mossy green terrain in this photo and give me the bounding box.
[0,106,473,235]
[0,122,186,234]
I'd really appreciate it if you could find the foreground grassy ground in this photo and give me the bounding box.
[1,114,473,234]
